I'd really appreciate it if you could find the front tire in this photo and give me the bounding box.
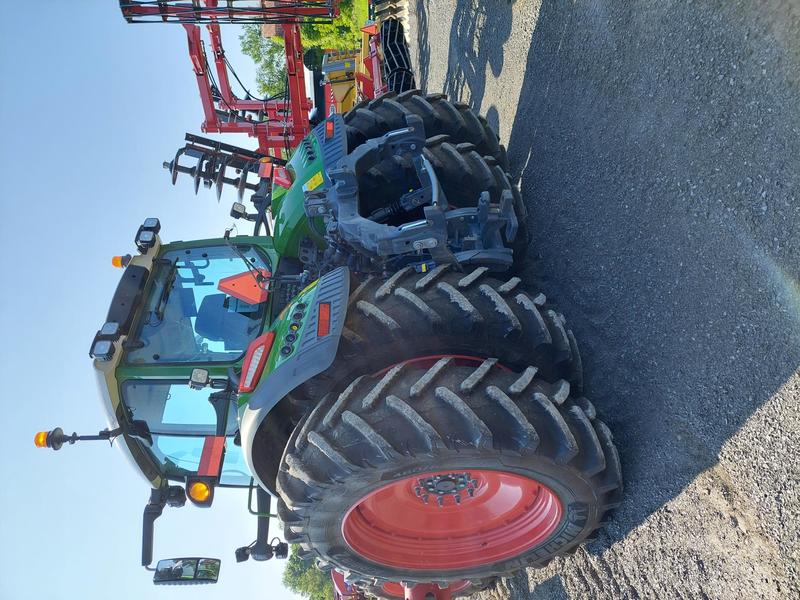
[277,359,622,584]
[287,266,583,411]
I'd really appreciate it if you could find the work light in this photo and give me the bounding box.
[135,218,161,253]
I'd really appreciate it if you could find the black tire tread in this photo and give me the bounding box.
[343,90,506,170]
[287,269,583,411]
[276,360,622,583]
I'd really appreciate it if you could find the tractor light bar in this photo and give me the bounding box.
[189,481,211,502]
[187,480,213,506]
[272,166,292,189]
[142,217,161,234]
[135,230,156,253]
[34,431,48,448]
[134,218,161,253]
[89,321,121,361]
[89,339,115,361]
[239,332,275,393]
[111,254,132,268]
[189,368,211,390]
[33,427,66,451]
[317,303,331,337]
[100,321,120,337]
[258,159,273,179]
[231,202,247,220]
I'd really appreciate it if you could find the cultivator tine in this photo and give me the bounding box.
[162,147,187,185]
[163,134,266,204]
[215,156,229,202]
[192,153,205,195]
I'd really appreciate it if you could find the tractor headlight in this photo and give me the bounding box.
[89,339,115,361]
[99,321,120,337]
[89,321,121,361]
[142,217,161,233]
[135,229,156,253]
[135,218,161,253]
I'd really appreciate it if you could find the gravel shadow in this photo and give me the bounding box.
[442,0,514,109]
[418,0,800,566]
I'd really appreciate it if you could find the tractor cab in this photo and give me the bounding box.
[37,219,293,582]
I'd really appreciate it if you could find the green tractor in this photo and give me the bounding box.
[37,92,622,599]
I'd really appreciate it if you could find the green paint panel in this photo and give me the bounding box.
[271,135,328,257]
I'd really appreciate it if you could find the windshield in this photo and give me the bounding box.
[122,380,250,486]
[126,244,269,364]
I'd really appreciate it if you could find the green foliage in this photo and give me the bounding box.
[282,546,334,600]
[300,0,365,52]
[239,24,287,97]
[239,1,367,88]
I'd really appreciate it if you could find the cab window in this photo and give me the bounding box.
[126,244,269,364]
[123,380,236,435]
[122,381,250,486]
[149,435,250,486]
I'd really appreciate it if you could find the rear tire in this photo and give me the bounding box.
[343,92,527,268]
[344,90,508,171]
[358,136,519,215]
[276,360,622,584]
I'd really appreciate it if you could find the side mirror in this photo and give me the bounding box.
[153,558,220,585]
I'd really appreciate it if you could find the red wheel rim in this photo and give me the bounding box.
[342,470,563,570]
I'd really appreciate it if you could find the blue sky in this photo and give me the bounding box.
[0,3,301,599]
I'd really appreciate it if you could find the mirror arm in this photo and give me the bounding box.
[141,485,186,570]
[142,490,165,568]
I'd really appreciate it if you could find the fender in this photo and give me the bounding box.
[240,266,349,488]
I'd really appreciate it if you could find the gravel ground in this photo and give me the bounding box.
[406,1,800,598]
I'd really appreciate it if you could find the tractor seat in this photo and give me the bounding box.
[194,293,251,351]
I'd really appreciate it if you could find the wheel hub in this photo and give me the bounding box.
[415,472,477,506]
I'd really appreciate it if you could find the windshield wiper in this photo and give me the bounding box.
[152,258,178,323]
[223,228,270,288]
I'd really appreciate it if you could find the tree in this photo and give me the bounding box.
[300,0,365,53]
[239,0,368,87]
[239,24,287,97]
[282,546,334,600]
